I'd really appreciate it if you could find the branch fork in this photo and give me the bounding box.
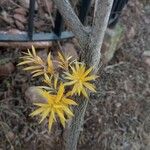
[51,0,114,149]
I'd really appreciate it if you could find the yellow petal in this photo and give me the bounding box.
[51,109,56,122]
[21,52,29,56]
[64,73,74,80]
[47,53,53,69]
[56,83,64,102]
[64,80,76,86]
[30,107,45,117]
[62,98,78,105]
[75,62,80,70]
[77,82,82,95]
[65,91,72,97]
[44,73,50,80]
[54,75,58,89]
[62,105,74,117]
[71,84,78,95]
[32,45,36,57]
[36,56,44,64]
[67,56,72,61]
[33,103,49,107]
[17,60,33,65]
[36,86,53,91]
[31,69,43,74]
[70,65,76,74]
[58,52,65,63]
[80,64,85,75]
[83,82,96,92]
[81,88,88,98]
[64,76,73,80]
[23,66,42,71]
[83,67,93,77]
[84,75,97,81]
[27,49,32,56]
[56,109,66,127]
[39,108,50,123]
[48,110,54,131]
[44,74,52,86]
[21,57,35,62]
[32,72,44,77]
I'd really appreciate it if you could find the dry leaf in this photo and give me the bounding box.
[14,14,27,24]
[15,20,25,30]
[14,8,27,16]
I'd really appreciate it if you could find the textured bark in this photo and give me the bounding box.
[53,0,114,150]
[64,99,88,150]
[85,0,114,72]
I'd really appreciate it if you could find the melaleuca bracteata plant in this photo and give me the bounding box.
[18,46,98,131]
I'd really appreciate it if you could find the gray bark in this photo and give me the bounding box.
[85,0,114,72]
[52,0,114,149]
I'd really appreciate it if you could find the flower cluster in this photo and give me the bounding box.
[18,46,97,131]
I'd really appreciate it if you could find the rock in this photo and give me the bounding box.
[0,62,15,77]
[143,51,150,67]
[25,86,47,104]
[144,57,150,67]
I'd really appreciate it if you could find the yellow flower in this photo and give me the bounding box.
[57,52,72,70]
[30,83,77,131]
[47,52,54,74]
[18,46,54,77]
[64,62,97,98]
[38,74,59,92]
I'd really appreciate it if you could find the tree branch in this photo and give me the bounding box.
[85,0,114,72]
[50,0,114,149]
[65,0,114,150]
[52,0,89,47]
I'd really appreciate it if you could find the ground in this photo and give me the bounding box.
[0,0,150,150]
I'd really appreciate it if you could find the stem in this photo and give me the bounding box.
[64,0,114,150]
[52,0,114,149]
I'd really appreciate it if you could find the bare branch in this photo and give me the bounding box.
[65,1,114,149]
[85,0,114,72]
[92,0,114,50]
[52,0,89,46]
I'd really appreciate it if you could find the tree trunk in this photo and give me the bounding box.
[64,1,114,149]
[52,0,114,149]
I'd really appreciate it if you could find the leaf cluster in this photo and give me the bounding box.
[18,46,97,131]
